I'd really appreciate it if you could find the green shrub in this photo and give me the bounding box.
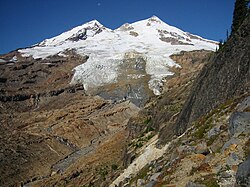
[111,164,118,171]
[144,117,152,125]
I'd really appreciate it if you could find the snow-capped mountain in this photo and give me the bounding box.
[19,16,218,98]
[38,20,110,47]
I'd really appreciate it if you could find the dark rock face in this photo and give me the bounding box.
[67,23,103,42]
[68,30,87,41]
[175,15,250,135]
[236,156,250,187]
[156,50,212,145]
[0,77,7,83]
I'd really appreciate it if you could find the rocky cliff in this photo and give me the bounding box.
[174,14,250,136]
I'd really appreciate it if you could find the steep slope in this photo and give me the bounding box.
[173,14,250,136]
[120,95,249,187]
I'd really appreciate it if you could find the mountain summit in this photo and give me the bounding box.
[38,20,109,47]
[15,16,218,104]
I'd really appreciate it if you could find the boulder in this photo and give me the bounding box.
[229,112,250,137]
[221,138,240,154]
[207,126,221,138]
[226,152,241,166]
[195,142,209,155]
[137,179,145,186]
[236,156,250,187]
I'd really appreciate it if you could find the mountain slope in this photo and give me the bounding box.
[173,14,250,136]
[17,16,217,98]
[113,15,249,187]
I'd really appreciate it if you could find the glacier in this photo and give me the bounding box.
[19,16,218,96]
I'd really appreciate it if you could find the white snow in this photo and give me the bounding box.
[10,56,18,62]
[18,16,218,95]
[0,59,6,63]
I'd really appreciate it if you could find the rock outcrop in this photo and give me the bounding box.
[174,14,250,136]
[229,112,250,137]
[236,156,250,187]
[121,91,249,187]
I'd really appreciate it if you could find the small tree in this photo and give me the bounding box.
[231,0,249,35]
[218,39,224,50]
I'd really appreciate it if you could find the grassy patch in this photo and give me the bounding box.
[145,133,154,141]
[193,119,213,139]
[135,142,143,148]
[194,174,219,187]
[132,133,155,149]
[163,102,182,113]
[98,166,108,180]
[144,117,152,125]
[143,117,154,133]
[192,97,237,140]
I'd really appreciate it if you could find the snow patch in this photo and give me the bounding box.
[10,56,18,62]
[0,59,6,63]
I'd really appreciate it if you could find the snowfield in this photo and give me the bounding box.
[19,16,218,95]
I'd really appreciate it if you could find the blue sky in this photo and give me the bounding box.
[0,0,235,54]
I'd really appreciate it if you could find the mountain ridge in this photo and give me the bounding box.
[30,16,216,48]
[10,16,217,99]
